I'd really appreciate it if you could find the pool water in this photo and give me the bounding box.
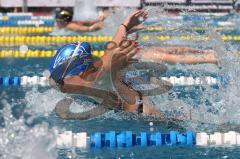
[1,11,240,159]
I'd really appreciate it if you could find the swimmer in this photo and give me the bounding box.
[105,10,218,65]
[55,9,106,32]
[49,10,165,119]
[138,46,218,65]
[49,10,219,120]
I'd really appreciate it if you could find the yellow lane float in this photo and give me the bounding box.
[0,50,105,58]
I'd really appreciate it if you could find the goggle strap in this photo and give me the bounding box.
[60,42,82,81]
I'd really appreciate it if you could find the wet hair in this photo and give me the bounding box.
[55,9,73,22]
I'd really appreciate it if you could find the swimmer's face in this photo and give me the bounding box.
[56,19,69,27]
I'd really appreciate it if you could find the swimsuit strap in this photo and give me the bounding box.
[137,95,143,114]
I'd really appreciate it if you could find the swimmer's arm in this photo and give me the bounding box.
[66,22,102,32]
[75,14,106,25]
[142,97,164,117]
[148,52,218,64]
[83,58,110,81]
[160,47,214,54]
[111,10,148,46]
[111,25,128,46]
[76,20,98,25]
[76,19,103,25]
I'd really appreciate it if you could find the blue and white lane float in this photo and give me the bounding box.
[0,13,54,20]
[0,75,228,87]
[0,20,55,27]
[56,131,240,148]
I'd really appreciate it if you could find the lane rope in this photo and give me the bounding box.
[0,35,239,47]
[0,35,239,46]
[140,35,240,41]
[0,50,104,58]
[0,36,112,46]
[0,26,235,35]
[0,27,53,35]
[144,26,234,31]
[0,19,54,27]
[56,130,240,148]
[0,75,228,87]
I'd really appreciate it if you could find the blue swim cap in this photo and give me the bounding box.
[49,42,92,83]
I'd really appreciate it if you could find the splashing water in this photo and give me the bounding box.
[101,8,134,36]
[140,10,240,130]
[73,0,98,21]
[0,84,107,158]
[3,9,240,159]
[24,88,63,117]
[0,99,58,159]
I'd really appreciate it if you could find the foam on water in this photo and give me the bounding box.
[101,8,134,36]
[24,89,63,117]
[0,99,58,159]
[0,85,106,158]
[69,96,100,113]
[145,13,240,130]
[73,0,98,21]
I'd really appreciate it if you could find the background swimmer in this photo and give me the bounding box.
[139,46,218,64]
[55,9,106,32]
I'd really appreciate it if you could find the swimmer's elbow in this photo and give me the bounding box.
[66,25,89,32]
[88,26,96,31]
[76,26,92,31]
[77,26,94,32]
[88,25,103,31]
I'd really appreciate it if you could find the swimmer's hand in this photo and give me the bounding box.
[123,10,148,31]
[128,24,147,34]
[98,14,106,22]
[89,21,104,31]
[98,9,110,21]
[102,40,140,72]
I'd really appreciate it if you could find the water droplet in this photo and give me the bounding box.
[19,45,28,53]
[138,17,144,22]
[67,152,72,159]
[10,133,15,138]
[149,122,153,126]
[150,127,154,132]
[42,70,50,78]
